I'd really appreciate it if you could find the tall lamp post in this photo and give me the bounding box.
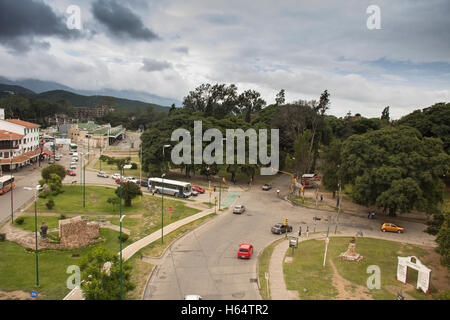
[24,185,42,287]
[10,133,14,223]
[119,214,126,300]
[81,152,89,208]
[161,144,171,244]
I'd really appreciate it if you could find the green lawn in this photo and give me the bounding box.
[15,216,62,232]
[0,228,127,300]
[26,186,199,219]
[283,237,434,300]
[258,238,286,300]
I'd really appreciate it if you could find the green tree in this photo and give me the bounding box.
[79,246,135,300]
[115,182,142,207]
[48,173,63,195]
[321,139,342,191]
[107,197,120,211]
[275,89,286,106]
[436,210,450,268]
[41,164,66,181]
[340,126,449,216]
[381,106,390,121]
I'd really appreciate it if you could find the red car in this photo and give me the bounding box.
[237,244,253,259]
[66,170,76,176]
[115,178,127,184]
[192,186,205,194]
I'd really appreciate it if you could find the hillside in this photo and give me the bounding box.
[35,90,170,112]
[0,83,36,98]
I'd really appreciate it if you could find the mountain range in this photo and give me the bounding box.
[0,76,181,111]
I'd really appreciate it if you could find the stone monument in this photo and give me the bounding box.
[39,221,48,238]
[339,237,363,262]
[59,216,100,249]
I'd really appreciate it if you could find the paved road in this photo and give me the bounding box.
[143,175,436,300]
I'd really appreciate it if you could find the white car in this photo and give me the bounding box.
[127,177,139,184]
[97,171,109,178]
[70,164,76,169]
[111,173,121,180]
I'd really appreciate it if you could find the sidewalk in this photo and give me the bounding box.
[64,206,219,300]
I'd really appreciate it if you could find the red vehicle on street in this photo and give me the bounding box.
[237,244,253,259]
[66,170,76,176]
[192,186,205,194]
[115,178,127,184]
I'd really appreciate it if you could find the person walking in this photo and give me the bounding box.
[306,225,309,238]
[298,226,302,237]
[368,211,371,219]
[320,194,323,201]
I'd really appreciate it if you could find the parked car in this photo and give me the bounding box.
[55,155,62,161]
[111,173,121,180]
[115,178,127,184]
[140,180,149,187]
[237,244,253,259]
[233,205,246,214]
[66,170,76,176]
[262,183,272,191]
[271,223,293,234]
[97,171,109,178]
[70,164,76,169]
[127,177,139,184]
[72,157,78,162]
[381,223,404,233]
[49,159,55,164]
[191,190,199,197]
[192,186,205,194]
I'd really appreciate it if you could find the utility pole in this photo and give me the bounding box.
[323,215,331,268]
[334,178,341,234]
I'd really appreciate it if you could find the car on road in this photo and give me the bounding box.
[184,294,203,300]
[111,173,121,180]
[66,170,76,176]
[381,223,404,233]
[233,205,246,214]
[49,159,55,164]
[271,223,293,234]
[127,177,139,184]
[55,155,62,161]
[237,244,253,259]
[192,186,205,194]
[115,178,127,184]
[191,190,199,197]
[72,157,78,162]
[70,164,76,169]
[97,171,109,178]
[262,183,272,191]
[140,180,148,187]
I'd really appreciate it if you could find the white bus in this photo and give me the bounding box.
[0,175,15,195]
[148,177,192,198]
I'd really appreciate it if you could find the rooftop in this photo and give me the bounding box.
[4,119,40,128]
[0,130,24,140]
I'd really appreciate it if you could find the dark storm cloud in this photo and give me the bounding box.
[92,0,160,41]
[141,58,172,72]
[0,0,80,52]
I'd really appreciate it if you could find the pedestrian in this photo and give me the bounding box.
[214,186,216,192]
[320,194,323,201]
[298,226,302,237]
[371,211,375,219]
[368,211,371,219]
[332,190,336,198]
[306,225,309,238]
[152,189,155,196]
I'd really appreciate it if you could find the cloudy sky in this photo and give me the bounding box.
[0,0,449,118]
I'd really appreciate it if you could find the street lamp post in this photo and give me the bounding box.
[24,185,42,287]
[161,145,171,244]
[10,133,14,223]
[119,214,126,300]
[81,152,89,209]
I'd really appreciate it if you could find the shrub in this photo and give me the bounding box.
[0,233,6,241]
[130,162,138,170]
[46,199,55,210]
[15,217,25,225]
[118,233,129,242]
[59,214,67,220]
[38,190,50,199]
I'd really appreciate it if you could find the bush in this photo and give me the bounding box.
[38,190,50,199]
[118,233,129,242]
[0,233,6,241]
[15,217,24,225]
[59,214,67,220]
[130,162,138,170]
[46,199,55,210]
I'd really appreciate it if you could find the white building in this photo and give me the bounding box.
[0,110,42,172]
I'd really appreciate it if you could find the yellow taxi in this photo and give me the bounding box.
[381,223,404,233]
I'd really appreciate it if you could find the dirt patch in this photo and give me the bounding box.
[0,290,32,300]
[384,285,416,300]
[329,259,373,300]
